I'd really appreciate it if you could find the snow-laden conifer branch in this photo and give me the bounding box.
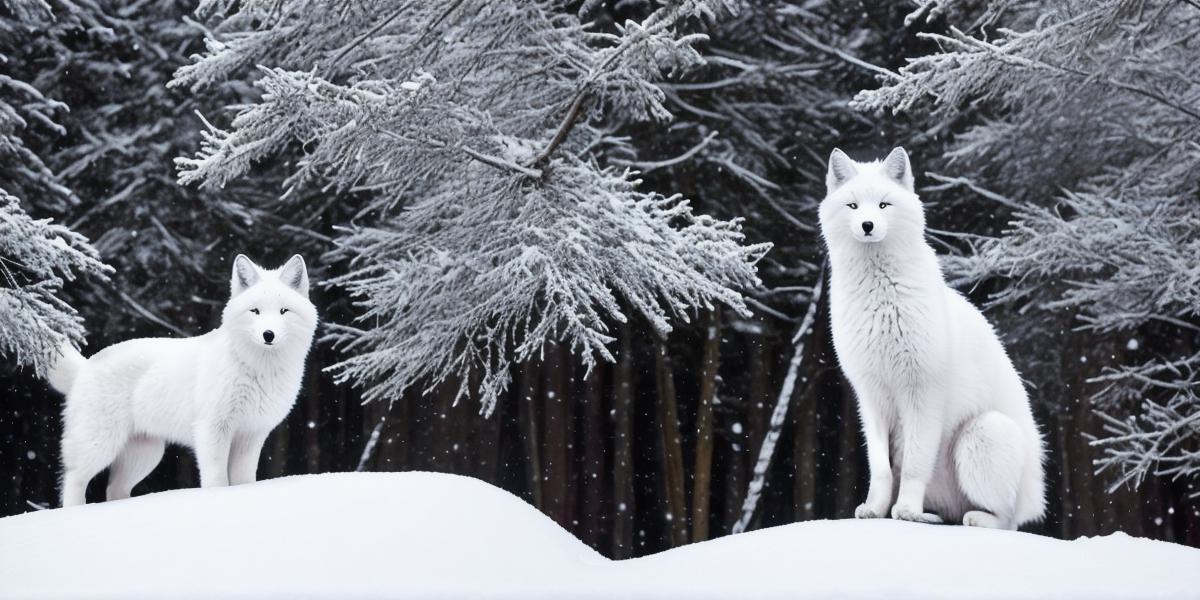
[175,0,766,413]
[1089,349,1200,495]
[0,192,109,374]
[324,164,767,416]
[1,2,111,374]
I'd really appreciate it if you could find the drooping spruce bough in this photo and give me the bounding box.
[0,0,110,375]
[172,0,769,416]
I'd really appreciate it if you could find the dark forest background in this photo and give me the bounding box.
[3,0,1198,559]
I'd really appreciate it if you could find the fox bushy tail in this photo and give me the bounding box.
[47,342,86,395]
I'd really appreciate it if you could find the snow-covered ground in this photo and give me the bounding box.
[2,472,1197,599]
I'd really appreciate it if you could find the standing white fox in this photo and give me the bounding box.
[820,147,1045,529]
[46,254,318,507]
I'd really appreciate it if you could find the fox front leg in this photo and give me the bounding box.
[890,401,943,524]
[195,424,233,488]
[855,400,893,519]
[228,430,271,486]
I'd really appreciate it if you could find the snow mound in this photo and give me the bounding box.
[1,472,1197,599]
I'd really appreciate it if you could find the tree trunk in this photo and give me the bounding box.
[732,266,824,533]
[793,299,830,521]
[1064,332,1099,537]
[656,338,689,547]
[355,400,389,472]
[332,372,349,471]
[1055,408,1073,538]
[746,319,771,480]
[542,344,576,529]
[517,358,543,508]
[611,320,636,559]
[792,389,818,521]
[476,381,504,482]
[1069,395,1099,537]
[448,379,471,474]
[267,415,290,478]
[691,310,721,542]
[580,362,607,550]
[394,390,411,470]
[430,378,457,471]
[304,367,322,474]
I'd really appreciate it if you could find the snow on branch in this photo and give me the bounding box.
[174,0,767,413]
[326,164,766,416]
[949,186,1200,333]
[1091,356,1200,497]
[1,4,111,374]
[0,191,109,374]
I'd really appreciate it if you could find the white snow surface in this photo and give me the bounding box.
[2,472,1198,599]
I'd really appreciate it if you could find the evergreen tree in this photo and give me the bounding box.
[1,0,108,373]
[173,0,769,416]
[6,0,292,340]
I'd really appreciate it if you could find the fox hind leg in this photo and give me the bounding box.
[61,468,97,508]
[953,411,1023,530]
[61,432,125,508]
[61,399,129,507]
[106,436,165,501]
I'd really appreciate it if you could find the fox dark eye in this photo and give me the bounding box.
[847,203,858,210]
[280,308,289,315]
[879,201,891,209]
[250,308,260,315]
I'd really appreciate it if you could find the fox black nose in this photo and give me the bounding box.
[862,221,874,234]
[263,330,275,344]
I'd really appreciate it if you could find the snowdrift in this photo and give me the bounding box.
[1,472,1197,599]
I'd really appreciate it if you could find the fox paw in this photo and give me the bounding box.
[854,503,887,519]
[891,503,943,524]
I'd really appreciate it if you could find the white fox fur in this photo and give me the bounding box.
[819,147,1045,529]
[46,254,318,507]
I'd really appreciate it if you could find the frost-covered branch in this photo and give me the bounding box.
[1,2,111,373]
[175,0,767,414]
[0,192,109,374]
[1091,357,1200,496]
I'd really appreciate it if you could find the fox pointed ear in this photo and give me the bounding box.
[279,254,309,295]
[883,147,914,191]
[231,254,260,295]
[826,148,858,193]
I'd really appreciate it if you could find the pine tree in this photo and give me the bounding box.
[1,0,109,373]
[5,0,295,340]
[173,0,769,416]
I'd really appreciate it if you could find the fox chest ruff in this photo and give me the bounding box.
[205,349,307,429]
[828,252,950,397]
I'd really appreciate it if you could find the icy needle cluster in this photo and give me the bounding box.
[0,190,107,374]
[1,0,109,374]
[172,0,767,415]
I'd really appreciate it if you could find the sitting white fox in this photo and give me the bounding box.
[820,147,1045,529]
[47,255,318,507]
